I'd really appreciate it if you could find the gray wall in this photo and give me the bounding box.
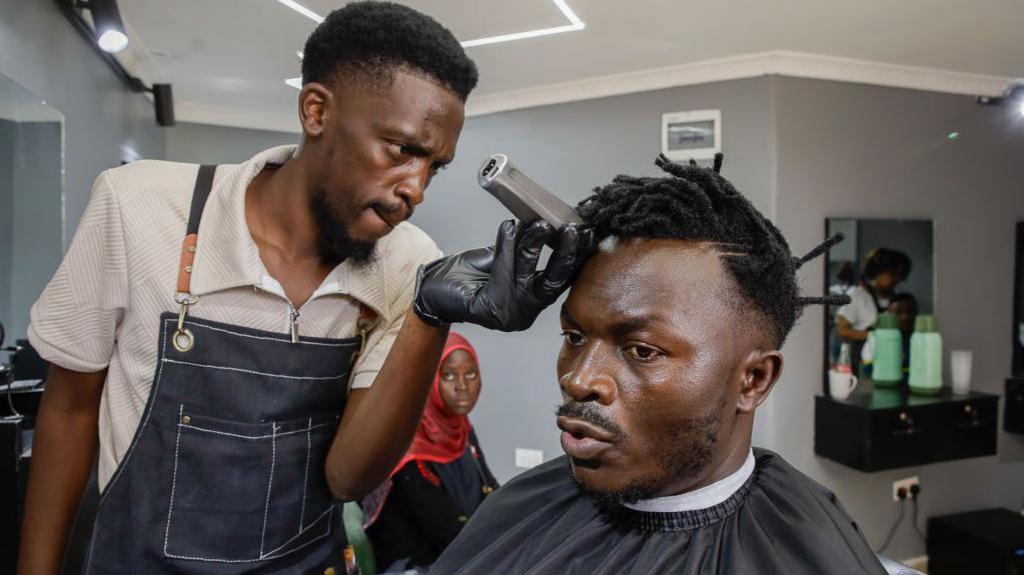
[6,121,64,341]
[0,120,12,340]
[773,77,1024,560]
[164,122,298,165]
[0,0,165,236]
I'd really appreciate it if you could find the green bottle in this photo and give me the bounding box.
[909,315,943,395]
[872,312,903,385]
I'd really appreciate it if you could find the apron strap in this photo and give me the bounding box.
[176,164,218,297]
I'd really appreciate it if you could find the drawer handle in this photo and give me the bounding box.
[958,404,982,428]
[893,411,920,436]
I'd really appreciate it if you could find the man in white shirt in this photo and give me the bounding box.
[835,248,911,370]
[18,4,588,573]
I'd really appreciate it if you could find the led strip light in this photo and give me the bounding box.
[280,0,584,88]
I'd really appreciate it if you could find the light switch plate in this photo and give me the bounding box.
[515,448,543,469]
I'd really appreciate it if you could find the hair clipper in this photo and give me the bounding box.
[477,154,582,239]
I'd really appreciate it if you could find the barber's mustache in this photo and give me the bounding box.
[555,402,625,440]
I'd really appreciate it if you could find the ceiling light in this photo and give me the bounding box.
[281,0,585,89]
[977,81,1024,120]
[460,0,584,48]
[90,0,129,53]
[274,0,584,47]
[275,0,323,23]
[97,29,128,53]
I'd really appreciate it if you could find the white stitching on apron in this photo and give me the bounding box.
[161,358,348,381]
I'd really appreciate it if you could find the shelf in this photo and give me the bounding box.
[814,384,999,472]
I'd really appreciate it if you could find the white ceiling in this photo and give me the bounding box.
[117,0,1024,133]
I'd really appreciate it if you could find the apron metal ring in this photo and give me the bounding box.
[172,328,194,353]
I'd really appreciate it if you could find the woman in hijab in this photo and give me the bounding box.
[364,332,499,572]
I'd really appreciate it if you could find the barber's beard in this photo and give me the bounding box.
[562,398,725,508]
[310,188,376,266]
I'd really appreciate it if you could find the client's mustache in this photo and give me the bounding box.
[371,200,413,220]
[555,402,625,440]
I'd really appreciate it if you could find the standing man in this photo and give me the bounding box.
[17,2,586,573]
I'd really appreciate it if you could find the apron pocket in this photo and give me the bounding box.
[163,407,341,563]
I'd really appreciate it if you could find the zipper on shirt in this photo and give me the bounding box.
[253,276,353,344]
[288,305,300,343]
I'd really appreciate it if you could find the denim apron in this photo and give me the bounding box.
[85,165,373,574]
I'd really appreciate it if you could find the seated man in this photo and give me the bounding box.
[430,155,887,574]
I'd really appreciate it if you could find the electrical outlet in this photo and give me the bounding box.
[515,448,544,469]
[892,476,919,501]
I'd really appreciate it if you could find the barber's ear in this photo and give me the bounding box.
[736,350,783,413]
[299,83,331,138]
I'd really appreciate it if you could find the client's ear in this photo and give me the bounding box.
[736,350,783,413]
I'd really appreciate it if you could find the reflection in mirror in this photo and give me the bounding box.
[824,218,934,390]
[0,74,65,348]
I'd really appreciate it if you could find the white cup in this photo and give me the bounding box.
[951,350,973,395]
[829,370,859,400]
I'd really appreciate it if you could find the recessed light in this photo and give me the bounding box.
[285,77,303,89]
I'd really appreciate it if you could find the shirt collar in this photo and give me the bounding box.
[622,449,756,513]
[188,145,391,321]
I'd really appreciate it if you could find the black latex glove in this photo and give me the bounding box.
[414,219,594,331]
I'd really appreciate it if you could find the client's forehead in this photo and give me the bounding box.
[565,238,737,336]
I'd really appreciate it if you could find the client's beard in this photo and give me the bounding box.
[558,399,724,508]
[311,189,376,266]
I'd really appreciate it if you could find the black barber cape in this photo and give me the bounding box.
[429,448,886,574]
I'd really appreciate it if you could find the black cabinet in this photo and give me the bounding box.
[928,508,1024,575]
[814,387,998,471]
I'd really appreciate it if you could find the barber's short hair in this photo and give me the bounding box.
[577,155,847,347]
[301,1,478,101]
[861,248,912,282]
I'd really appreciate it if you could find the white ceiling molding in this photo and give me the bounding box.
[175,50,1018,133]
[464,50,1017,117]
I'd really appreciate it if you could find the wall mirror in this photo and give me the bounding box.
[823,218,935,390]
[0,73,65,350]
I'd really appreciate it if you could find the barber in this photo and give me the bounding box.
[17,4,586,574]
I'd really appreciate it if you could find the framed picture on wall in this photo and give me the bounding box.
[661,109,721,161]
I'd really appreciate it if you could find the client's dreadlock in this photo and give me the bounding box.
[575,153,849,346]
